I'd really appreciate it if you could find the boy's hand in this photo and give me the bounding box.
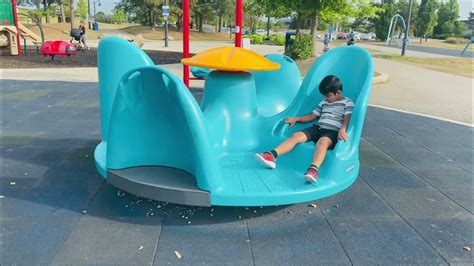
[285,117,298,127]
[338,128,348,141]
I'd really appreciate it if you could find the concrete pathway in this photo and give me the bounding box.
[370,57,472,124]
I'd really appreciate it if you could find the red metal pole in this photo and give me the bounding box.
[183,0,190,88]
[11,0,22,56]
[235,0,242,47]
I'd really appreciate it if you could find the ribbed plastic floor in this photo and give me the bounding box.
[212,152,354,206]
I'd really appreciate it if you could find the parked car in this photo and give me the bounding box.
[368,32,377,40]
[352,32,361,41]
[256,29,266,35]
[361,33,372,41]
[337,33,348,40]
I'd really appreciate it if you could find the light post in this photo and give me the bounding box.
[88,0,91,29]
[93,0,101,21]
[401,0,413,56]
[163,0,169,47]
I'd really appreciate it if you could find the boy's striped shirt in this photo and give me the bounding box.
[312,97,354,131]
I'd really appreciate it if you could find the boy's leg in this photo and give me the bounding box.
[311,137,332,168]
[305,137,332,183]
[255,132,308,169]
[274,132,308,157]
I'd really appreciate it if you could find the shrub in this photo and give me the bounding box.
[247,34,264,44]
[445,37,468,44]
[285,35,313,60]
[269,34,285,46]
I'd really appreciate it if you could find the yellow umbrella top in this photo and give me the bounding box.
[181,46,280,72]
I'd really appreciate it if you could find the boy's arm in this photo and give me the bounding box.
[298,113,318,123]
[338,114,351,141]
[285,113,318,127]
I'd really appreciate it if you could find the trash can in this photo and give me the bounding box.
[93,22,99,31]
[285,30,296,53]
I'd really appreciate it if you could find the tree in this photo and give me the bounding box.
[212,0,233,32]
[113,8,126,24]
[372,0,397,42]
[434,0,459,35]
[244,0,265,34]
[256,0,289,37]
[69,0,74,30]
[76,0,88,20]
[190,0,213,32]
[95,11,112,23]
[397,0,420,37]
[415,0,438,42]
[302,0,381,56]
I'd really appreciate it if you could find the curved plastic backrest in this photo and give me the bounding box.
[252,54,302,117]
[190,66,212,78]
[286,46,373,147]
[98,37,154,142]
[106,66,221,192]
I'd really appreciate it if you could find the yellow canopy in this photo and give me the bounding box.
[181,46,280,72]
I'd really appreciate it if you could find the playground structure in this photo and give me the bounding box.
[93,0,373,207]
[386,11,410,47]
[0,0,42,55]
[93,37,373,207]
[461,36,473,55]
[40,40,76,60]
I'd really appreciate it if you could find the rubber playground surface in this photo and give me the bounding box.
[1,79,472,264]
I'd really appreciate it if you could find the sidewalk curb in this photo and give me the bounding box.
[373,71,389,84]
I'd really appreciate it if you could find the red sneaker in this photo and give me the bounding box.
[304,167,319,183]
[255,152,276,169]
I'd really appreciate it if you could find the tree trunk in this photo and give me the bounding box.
[43,0,50,23]
[199,14,203,32]
[150,9,155,30]
[59,2,65,24]
[218,16,222,32]
[310,13,319,57]
[69,0,74,31]
[266,16,270,37]
[295,14,301,39]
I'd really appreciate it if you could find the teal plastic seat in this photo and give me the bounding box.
[190,66,212,78]
[94,37,373,206]
[94,37,154,177]
[189,55,302,117]
[252,54,302,117]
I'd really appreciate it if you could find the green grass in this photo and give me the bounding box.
[372,53,473,78]
[1,132,41,145]
[55,99,100,108]
[0,89,54,101]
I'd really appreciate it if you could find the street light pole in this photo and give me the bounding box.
[88,0,91,28]
[401,0,413,56]
[164,0,169,47]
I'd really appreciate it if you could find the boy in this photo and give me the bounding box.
[255,75,353,183]
[323,34,330,52]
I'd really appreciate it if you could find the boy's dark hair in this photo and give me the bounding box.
[319,75,342,95]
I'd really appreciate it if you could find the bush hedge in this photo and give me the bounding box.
[269,34,285,46]
[284,35,313,60]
